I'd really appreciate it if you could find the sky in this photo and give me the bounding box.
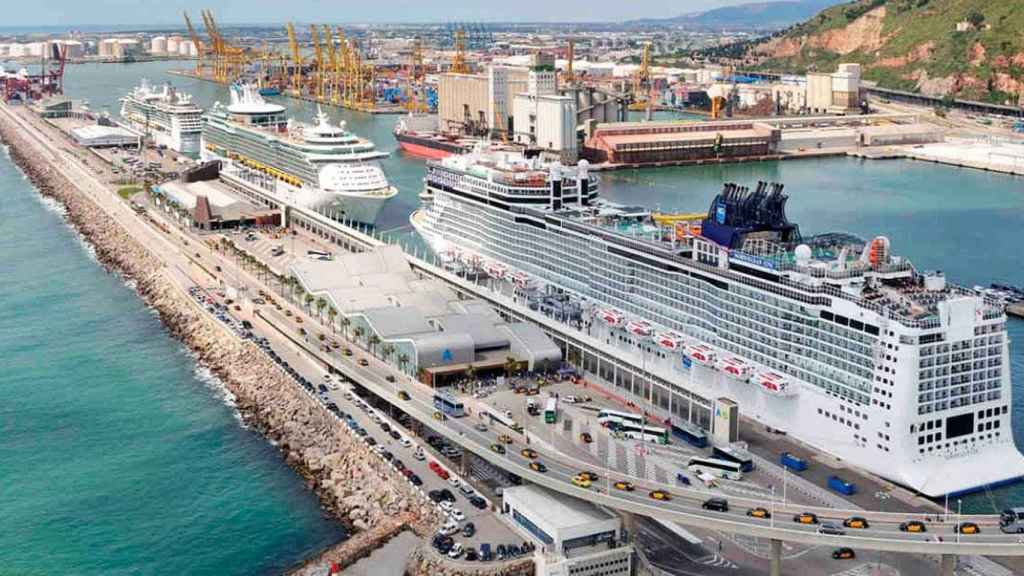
[2,0,779,26]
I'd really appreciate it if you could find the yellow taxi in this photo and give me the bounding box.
[899,520,927,533]
[843,516,869,529]
[955,522,980,535]
[649,490,672,501]
[490,443,506,455]
[747,507,771,519]
[571,474,592,488]
[529,461,547,473]
[497,434,514,444]
[831,548,856,560]
[433,411,447,421]
[397,390,411,401]
[343,348,353,356]
[578,471,599,482]
[580,432,593,444]
[793,512,819,525]
[520,448,538,459]
[357,358,369,367]
[613,481,635,492]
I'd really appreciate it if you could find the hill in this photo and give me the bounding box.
[750,0,1024,104]
[627,0,843,31]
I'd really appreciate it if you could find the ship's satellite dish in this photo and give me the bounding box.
[795,244,812,265]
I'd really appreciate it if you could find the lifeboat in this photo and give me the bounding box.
[626,320,653,338]
[484,261,508,279]
[756,370,796,396]
[511,270,532,289]
[656,331,683,351]
[717,356,753,382]
[598,308,625,327]
[686,344,716,367]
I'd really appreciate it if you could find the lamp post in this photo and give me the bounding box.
[770,484,776,528]
[957,499,962,544]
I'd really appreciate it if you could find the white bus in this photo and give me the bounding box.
[616,422,669,444]
[687,456,743,481]
[597,409,644,428]
[483,406,523,433]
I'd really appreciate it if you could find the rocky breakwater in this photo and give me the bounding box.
[0,110,440,569]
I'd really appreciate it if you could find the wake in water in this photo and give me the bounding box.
[188,349,247,429]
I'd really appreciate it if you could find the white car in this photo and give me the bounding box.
[447,543,464,559]
[563,395,578,404]
[399,437,412,448]
[448,476,461,488]
[440,522,459,536]
[413,450,426,461]
[448,508,465,523]
[439,500,454,512]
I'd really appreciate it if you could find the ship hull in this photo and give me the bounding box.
[395,132,469,160]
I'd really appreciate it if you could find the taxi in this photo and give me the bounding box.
[843,516,869,529]
[747,507,771,519]
[613,481,635,492]
[954,522,980,535]
[529,461,548,473]
[398,390,411,401]
[497,434,514,444]
[490,443,506,455]
[793,512,819,525]
[571,474,592,488]
[899,520,927,533]
[649,490,672,501]
[831,548,856,560]
[578,471,599,482]
[520,448,539,459]
[580,432,593,444]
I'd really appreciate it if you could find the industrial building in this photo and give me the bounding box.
[438,66,529,136]
[501,485,633,576]
[289,245,562,384]
[512,53,578,163]
[584,119,781,166]
[156,179,280,230]
[70,124,141,148]
[807,63,863,114]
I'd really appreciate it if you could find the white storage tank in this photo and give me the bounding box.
[98,38,117,57]
[179,40,194,56]
[151,36,167,54]
[167,36,181,54]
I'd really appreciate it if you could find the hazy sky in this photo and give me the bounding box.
[5,0,777,26]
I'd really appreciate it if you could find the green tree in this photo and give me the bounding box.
[315,297,327,322]
[327,306,338,333]
[368,334,381,356]
[340,316,352,339]
[304,293,315,313]
[966,10,985,28]
[381,343,395,364]
[398,353,410,374]
[353,326,365,345]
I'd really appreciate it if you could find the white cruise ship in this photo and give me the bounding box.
[201,84,397,226]
[412,146,1024,497]
[119,79,202,155]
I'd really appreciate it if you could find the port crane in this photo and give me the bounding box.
[451,29,469,74]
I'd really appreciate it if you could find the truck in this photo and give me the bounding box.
[780,452,808,472]
[827,475,857,496]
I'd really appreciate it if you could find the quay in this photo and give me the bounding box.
[4,99,1024,576]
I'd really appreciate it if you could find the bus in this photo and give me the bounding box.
[544,398,558,424]
[483,406,523,433]
[687,457,743,481]
[433,392,465,418]
[307,249,332,261]
[598,409,644,428]
[999,508,1024,534]
[672,421,708,448]
[712,445,755,473]
[616,422,669,444]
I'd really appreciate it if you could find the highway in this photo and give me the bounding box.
[4,100,1024,565]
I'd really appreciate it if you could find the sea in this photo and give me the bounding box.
[2,61,1022,574]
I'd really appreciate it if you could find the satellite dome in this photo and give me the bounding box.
[795,244,812,264]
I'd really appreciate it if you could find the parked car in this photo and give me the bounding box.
[702,498,729,512]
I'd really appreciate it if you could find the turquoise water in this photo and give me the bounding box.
[0,149,345,573]
[57,61,1024,512]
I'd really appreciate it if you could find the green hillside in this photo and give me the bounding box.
[752,0,1024,104]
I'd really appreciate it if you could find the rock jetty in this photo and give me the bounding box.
[0,112,445,571]
[406,545,535,576]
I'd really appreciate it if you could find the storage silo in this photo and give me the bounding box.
[151,36,168,54]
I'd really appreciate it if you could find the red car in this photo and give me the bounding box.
[429,461,449,480]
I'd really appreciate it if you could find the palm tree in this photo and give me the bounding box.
[304,293,315,313]
[339,316,352,340]
[504,356,518,379]
[465,364,477,384]
[368,334,381,357]
[327,307,337,333]
[353,326,365,346]
[397,353,410,375]
[315,297,327,322]
[381,343,394,364]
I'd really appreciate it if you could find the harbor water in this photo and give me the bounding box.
[19,60,1017,568]
[0,107,345,573]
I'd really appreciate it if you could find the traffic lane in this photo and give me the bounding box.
[341,360,1016,545]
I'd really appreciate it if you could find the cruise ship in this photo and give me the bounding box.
[202,84,397,225]
[119,79,202,155]
[412,146,1024,497]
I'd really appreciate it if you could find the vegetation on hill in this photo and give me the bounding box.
[750,0,1024,104]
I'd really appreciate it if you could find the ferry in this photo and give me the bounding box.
[685,344,716,367]
[717,356,753,382]
[410,145,1024,497]
[756,370,796,397]
[202,84,397,225]
[120,79,202,155]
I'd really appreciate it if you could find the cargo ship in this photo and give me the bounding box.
[202,84,396,225]
[393,114,474,160]
[411,145,1024,497]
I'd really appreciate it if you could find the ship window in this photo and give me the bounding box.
[946,413,974,440]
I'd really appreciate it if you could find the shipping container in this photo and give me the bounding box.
[780,452,808,472]
[828,475,857,496]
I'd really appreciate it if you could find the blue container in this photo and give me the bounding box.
[827,475,857,496]
[780,452,808,472]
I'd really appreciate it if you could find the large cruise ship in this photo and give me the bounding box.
[202,84,397,226]
[412,146,1024,497]
[120,80,203,155]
